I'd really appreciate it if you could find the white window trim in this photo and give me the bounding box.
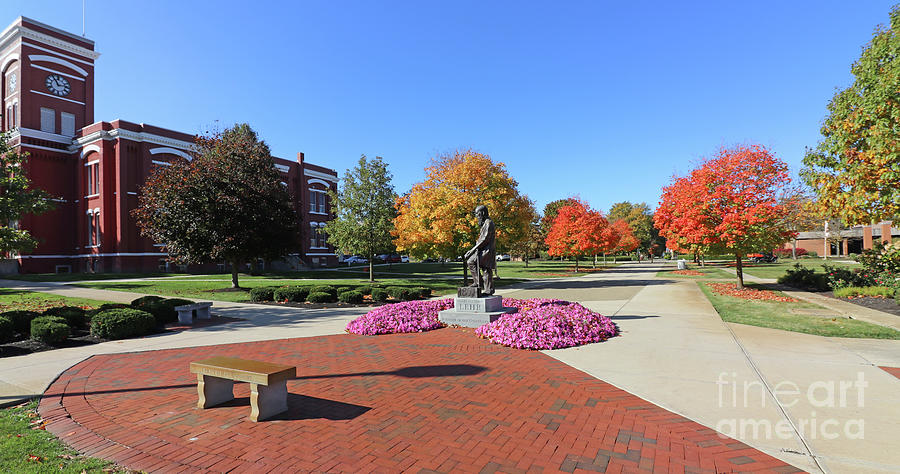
[83,159,99,167]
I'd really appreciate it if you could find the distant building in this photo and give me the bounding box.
[1,16,339,273]
[782,221,897,257]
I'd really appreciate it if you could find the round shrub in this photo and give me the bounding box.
[388,286,415,301]
[250,286,277,303]
[310,285,337,298]
[338,291,364,304]
[131,296,164,307]
[307,291,336,303]
[356,285,373,295]
[336,286,354,295]
[30,316,70,344]
[43,306,86,328]
[273,286,309,303]
[416,287,432,299]
[1,310,40,336]
[90,308,155,340]
[0,316,13,343]
[371,288,389,302]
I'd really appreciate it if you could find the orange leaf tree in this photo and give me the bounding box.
[393,149,534,277]
[544,199,609,272]
[610,219,639,255]
[654,144,795,288]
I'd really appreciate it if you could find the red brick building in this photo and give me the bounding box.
[1,17,339,273]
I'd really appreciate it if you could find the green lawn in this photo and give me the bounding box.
[0,400,115,473]
[0,288,113,312]
[74,277,528,302]
[739,259,858,280]
[697,282,900,339]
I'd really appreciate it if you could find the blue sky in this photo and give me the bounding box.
[3,1,896,214]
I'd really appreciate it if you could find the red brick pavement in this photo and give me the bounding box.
[40,328,803,473]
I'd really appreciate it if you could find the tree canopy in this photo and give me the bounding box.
[0,132,54,256]
[393,149,534,267]
[655,144,794,287]
[802,4,900,224]
[545,199,611,272]
[133,123,299,288]
[608,201,657,255]
[326,155,396,281]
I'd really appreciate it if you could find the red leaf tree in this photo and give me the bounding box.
[654,144,795,288]
[545,199,609,272]
[610,220,639,255]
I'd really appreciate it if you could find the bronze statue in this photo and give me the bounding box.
[464,205,496,294]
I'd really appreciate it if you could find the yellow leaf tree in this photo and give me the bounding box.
[393,149,534,273]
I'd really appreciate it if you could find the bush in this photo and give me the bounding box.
[90,308,155,340]
[30,316,70,344]
[1,310,40,336]
[357,285,373,295]
[273,286,309,303]
[416,287,432,299]
[249,286,277,302]
[131,296,164,307]
[822,263,873,290]
[371,288,389,302]
[0,316,13,342]
[858,240,900,274]
[805,251,818,258]
[338,291,364,304]
[307,291,336,303]
[833,286,894,299]
[310,285,337,298]
[43,306,86,328]
[388,287,417,301]
[777,264,829,292]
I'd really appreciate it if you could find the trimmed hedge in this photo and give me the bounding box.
[371,288,389,302]
[2,310,40,336]
[356,285,373,295]
[30,315,70,344]
[90,308,156,340]
[338,291,364,304]
[307,291,336,303]
[416,287,432,299]
[310,285,337,298]
[388,286,416,301]
[274,286,309,303]
[0,316,13,342]
[43,306,87,328]
[250,286,277,302]
[131,296,164,307]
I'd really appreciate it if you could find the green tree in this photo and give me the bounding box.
[802,5,900,224]
[0,132,54,255]
[133,124,299,288]
[326,155,397,282]
[608,201,654,257]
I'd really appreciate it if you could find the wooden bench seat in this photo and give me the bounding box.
[175,301,213,325]
[189,356,296,421]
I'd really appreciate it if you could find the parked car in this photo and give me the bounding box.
[747,253,777,263]
[496,254,511,261]
[345,255,368,264]
[400,255,410,263]
[376,253,401,263]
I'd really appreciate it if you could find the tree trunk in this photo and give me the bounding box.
[368,260,374,282]
[231,260,240,289]
[792,239,797,259]
[574,257,579,273]
[592,254,596,268]
[735,254,744,289]
[524,255,529,267]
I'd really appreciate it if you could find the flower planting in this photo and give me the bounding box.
[476,298,618,350]
[346,297,619,350]
[346,299,453,335]
[706,282,798,303]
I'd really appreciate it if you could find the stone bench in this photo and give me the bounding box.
[175,301,212,325]
[189,356,296,422]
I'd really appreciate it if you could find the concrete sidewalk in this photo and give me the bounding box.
[505,263,900,473]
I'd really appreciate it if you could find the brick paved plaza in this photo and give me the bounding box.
[39,328,800,473]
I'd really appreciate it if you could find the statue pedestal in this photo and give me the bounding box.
[438,290,514,328]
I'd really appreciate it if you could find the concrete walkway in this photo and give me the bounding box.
[3,266,900,472]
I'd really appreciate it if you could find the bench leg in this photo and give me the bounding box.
[196,374,233,409]
[197,306,211,320]
[177,309,193,325]
[249,380,288,422]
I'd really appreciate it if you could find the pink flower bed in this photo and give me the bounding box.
[347,297,618,350]
[476,298,618,350]
[345,299,453,335]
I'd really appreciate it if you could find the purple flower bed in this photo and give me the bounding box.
[346,297,618,350]
[477,298,618,350]
[346,299,453,335]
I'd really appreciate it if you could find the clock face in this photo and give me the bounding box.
[45,74,70,96]
[7,73,15,92]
